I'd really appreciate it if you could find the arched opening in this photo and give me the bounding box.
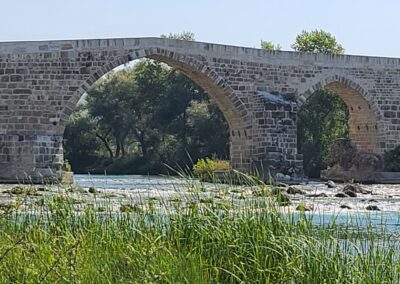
[59,50,250,175]
[324,82,379,153]
[297,79,379,178]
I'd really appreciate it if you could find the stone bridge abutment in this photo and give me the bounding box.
[0,37,399,182]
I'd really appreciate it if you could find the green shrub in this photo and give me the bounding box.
[193,158,230,179]
[214,160,230,171]
[193,158,216,177]
[64,161,72,172]
[384,145,400,171]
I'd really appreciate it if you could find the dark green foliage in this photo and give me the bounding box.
[297,89,349,177]
[64,59,229,174]
[384,145,400,171]
[185,101,229,159]
[63,106,102,172]
[86,70,138,159]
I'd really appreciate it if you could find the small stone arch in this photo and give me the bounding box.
[298,75,383,154]
[59,47,250,133]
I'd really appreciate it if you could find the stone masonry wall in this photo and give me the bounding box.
[0,37,399,182]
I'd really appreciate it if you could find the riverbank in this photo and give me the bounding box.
[0,175,399,283]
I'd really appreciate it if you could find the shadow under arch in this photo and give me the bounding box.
[298,75,382,154]
[59,47,253,169]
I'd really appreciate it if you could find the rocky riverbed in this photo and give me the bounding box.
[276,182,400,213]
[0,175,400,215]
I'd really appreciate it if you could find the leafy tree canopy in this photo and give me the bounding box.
[260,40,282,51]
[160,31,195,41]
[291,29,344,54]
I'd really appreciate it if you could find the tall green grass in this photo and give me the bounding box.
[0,181,399,283]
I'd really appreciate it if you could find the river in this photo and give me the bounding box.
[73,174,191,190]
[72,174,400,231]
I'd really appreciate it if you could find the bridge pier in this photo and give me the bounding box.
[0,134,63,183]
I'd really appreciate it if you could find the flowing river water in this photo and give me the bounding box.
[73,174,400,231]
[1,174,400,231]
[73,174,400,211]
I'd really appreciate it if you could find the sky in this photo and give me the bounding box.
[2,0,400,57]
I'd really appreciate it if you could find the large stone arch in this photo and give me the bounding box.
[59,47,253,170]
[298,75,382,154]
[60,47,249,129]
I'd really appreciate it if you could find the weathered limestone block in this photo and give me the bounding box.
[0,134,63,183]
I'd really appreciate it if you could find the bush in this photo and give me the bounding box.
[64,161,72,172]
[214,160,230,171]
[384,145,400,171]
[193,158,230,179]
[193,158,216,177]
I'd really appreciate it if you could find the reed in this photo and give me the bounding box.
[0,177,398,283]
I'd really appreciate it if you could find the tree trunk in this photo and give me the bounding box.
[120,131,129,157]
[115,131,129,158]
[115,141,121,158]
[95,132,114,159]
[121,141,126,157]
[134,129,148,159]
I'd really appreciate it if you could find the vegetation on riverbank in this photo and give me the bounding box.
[0,179,399,283]
[192,158,230,180]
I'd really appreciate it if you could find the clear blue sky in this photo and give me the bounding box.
[2,0,399,57]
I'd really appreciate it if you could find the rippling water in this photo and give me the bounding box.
[73,174,189,190]
[73,174,400,231]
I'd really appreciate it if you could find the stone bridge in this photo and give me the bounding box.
[0,37,399,182]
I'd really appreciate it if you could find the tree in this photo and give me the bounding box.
[160,31,195,41]
[65,56,229,173]
[63,106,102,172]
[293,30,348,177]
[129,60,169,160]
[185,101,229,160]
[260,40,281,51]
[291,30,344,54]
[86,70,137,158]
[297,90,349,177]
